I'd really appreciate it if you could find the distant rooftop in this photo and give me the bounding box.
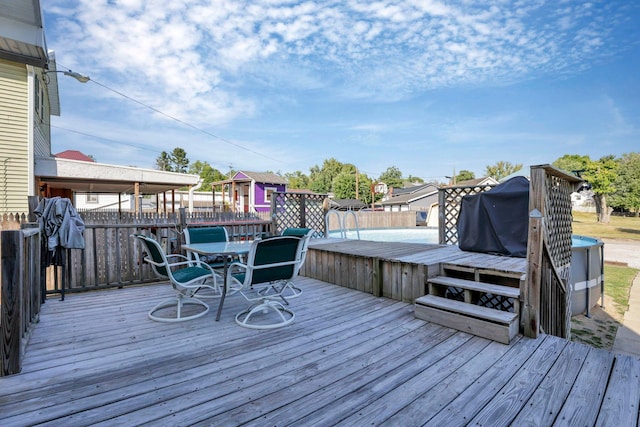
[54,150,96,162]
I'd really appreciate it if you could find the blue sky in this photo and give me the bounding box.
[43,0,640,183]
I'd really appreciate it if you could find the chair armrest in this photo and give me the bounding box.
[166,253,189,262]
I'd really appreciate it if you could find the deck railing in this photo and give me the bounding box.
[48,210,274,295]
[1,226,42,376]
[437,165,580,339]
[523,165,582,339]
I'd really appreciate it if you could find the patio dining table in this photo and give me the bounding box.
[182,240,253,321]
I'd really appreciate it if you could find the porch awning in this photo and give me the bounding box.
[0,0,49,68]
[35,157,201,194]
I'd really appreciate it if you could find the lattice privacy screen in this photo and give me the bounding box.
[271,192,327,237]
[438,184,495,245]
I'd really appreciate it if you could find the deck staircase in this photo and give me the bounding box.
[415,263,524,344]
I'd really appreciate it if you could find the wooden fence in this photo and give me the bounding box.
[1,226,42,376]
[57,211,274,294]
[325,210,416,232]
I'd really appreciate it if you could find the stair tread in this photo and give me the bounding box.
[415,294,517,324]
[429,276,520,298]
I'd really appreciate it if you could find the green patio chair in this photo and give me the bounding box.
[258,227,313,299]
[227,236,304,329]
[132,234,220,322]
[184,226,229,267]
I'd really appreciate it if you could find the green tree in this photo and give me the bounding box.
[332,172,357,199]
[171,147,189,173]
[378,166,404,189]
[155,151,172,171]
[188,161,226,189]
[610,152,640,216]
[456,170,475,182]
[553,154,590,176]
[582,156,619,223]
[485,161,523,181]
[308,158,361,195]
[406,175,424,184]
[331,170,372,200]
[284,171,310,189]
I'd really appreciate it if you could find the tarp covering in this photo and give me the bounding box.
[456,176,529,257]
[34,197,86,253]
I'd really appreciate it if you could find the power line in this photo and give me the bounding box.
[58,64,284,164]
[49,123,232,171]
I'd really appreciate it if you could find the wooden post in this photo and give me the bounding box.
[1,230,23,376]
[438,189,445,244]
[134,182,140,215]
[524,209,543,338]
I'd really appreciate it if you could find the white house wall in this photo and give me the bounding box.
[0,59,30,212]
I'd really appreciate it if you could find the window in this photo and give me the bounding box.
[34,77,43,119]
[264,187,277,203]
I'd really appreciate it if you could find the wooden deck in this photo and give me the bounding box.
[1,277,639,426]
[303,239,528,304]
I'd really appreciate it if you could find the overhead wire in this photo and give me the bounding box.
[56,64,285,164]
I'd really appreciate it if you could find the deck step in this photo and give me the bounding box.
[415,294,519,344]
[428,276,520,299]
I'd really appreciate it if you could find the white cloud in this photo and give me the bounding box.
[44,0,631,129]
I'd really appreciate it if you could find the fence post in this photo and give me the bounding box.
[1,230,23,376]
[300,194,307,228]
[524,209,543,338]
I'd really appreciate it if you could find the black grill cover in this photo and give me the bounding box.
[456,176,529,257]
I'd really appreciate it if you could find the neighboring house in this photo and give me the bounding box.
[214,171,288,213]
[382,183,440,213]
[382,177,500,227]
[0,1,201,215]
[458,177,500,187]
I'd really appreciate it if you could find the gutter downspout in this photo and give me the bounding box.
[188,178,204,213]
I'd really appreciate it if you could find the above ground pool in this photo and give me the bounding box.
[571,235,605,316]
[328,227,439,244]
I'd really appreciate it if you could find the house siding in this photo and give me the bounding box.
[254,182,286,211]
[33,70,51,158]
[0,59,30,213]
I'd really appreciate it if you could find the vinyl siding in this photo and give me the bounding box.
[33,69,51,157]
[0,59,30,213]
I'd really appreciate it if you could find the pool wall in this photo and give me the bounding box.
[570,235,604,316]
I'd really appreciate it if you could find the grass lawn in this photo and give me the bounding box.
[572,211,640,240]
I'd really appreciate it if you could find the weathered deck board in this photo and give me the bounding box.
[1,276,639,426]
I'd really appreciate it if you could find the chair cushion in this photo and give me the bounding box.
[172,266,212,283]
[187,227,227,244]
[282,228,312,237]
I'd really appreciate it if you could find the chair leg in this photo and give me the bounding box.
[258,280,302,299]
[148,295,210,322]
[235,300,295,330]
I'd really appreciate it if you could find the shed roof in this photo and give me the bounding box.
[328,199,367,210]
[232,170,288,185]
